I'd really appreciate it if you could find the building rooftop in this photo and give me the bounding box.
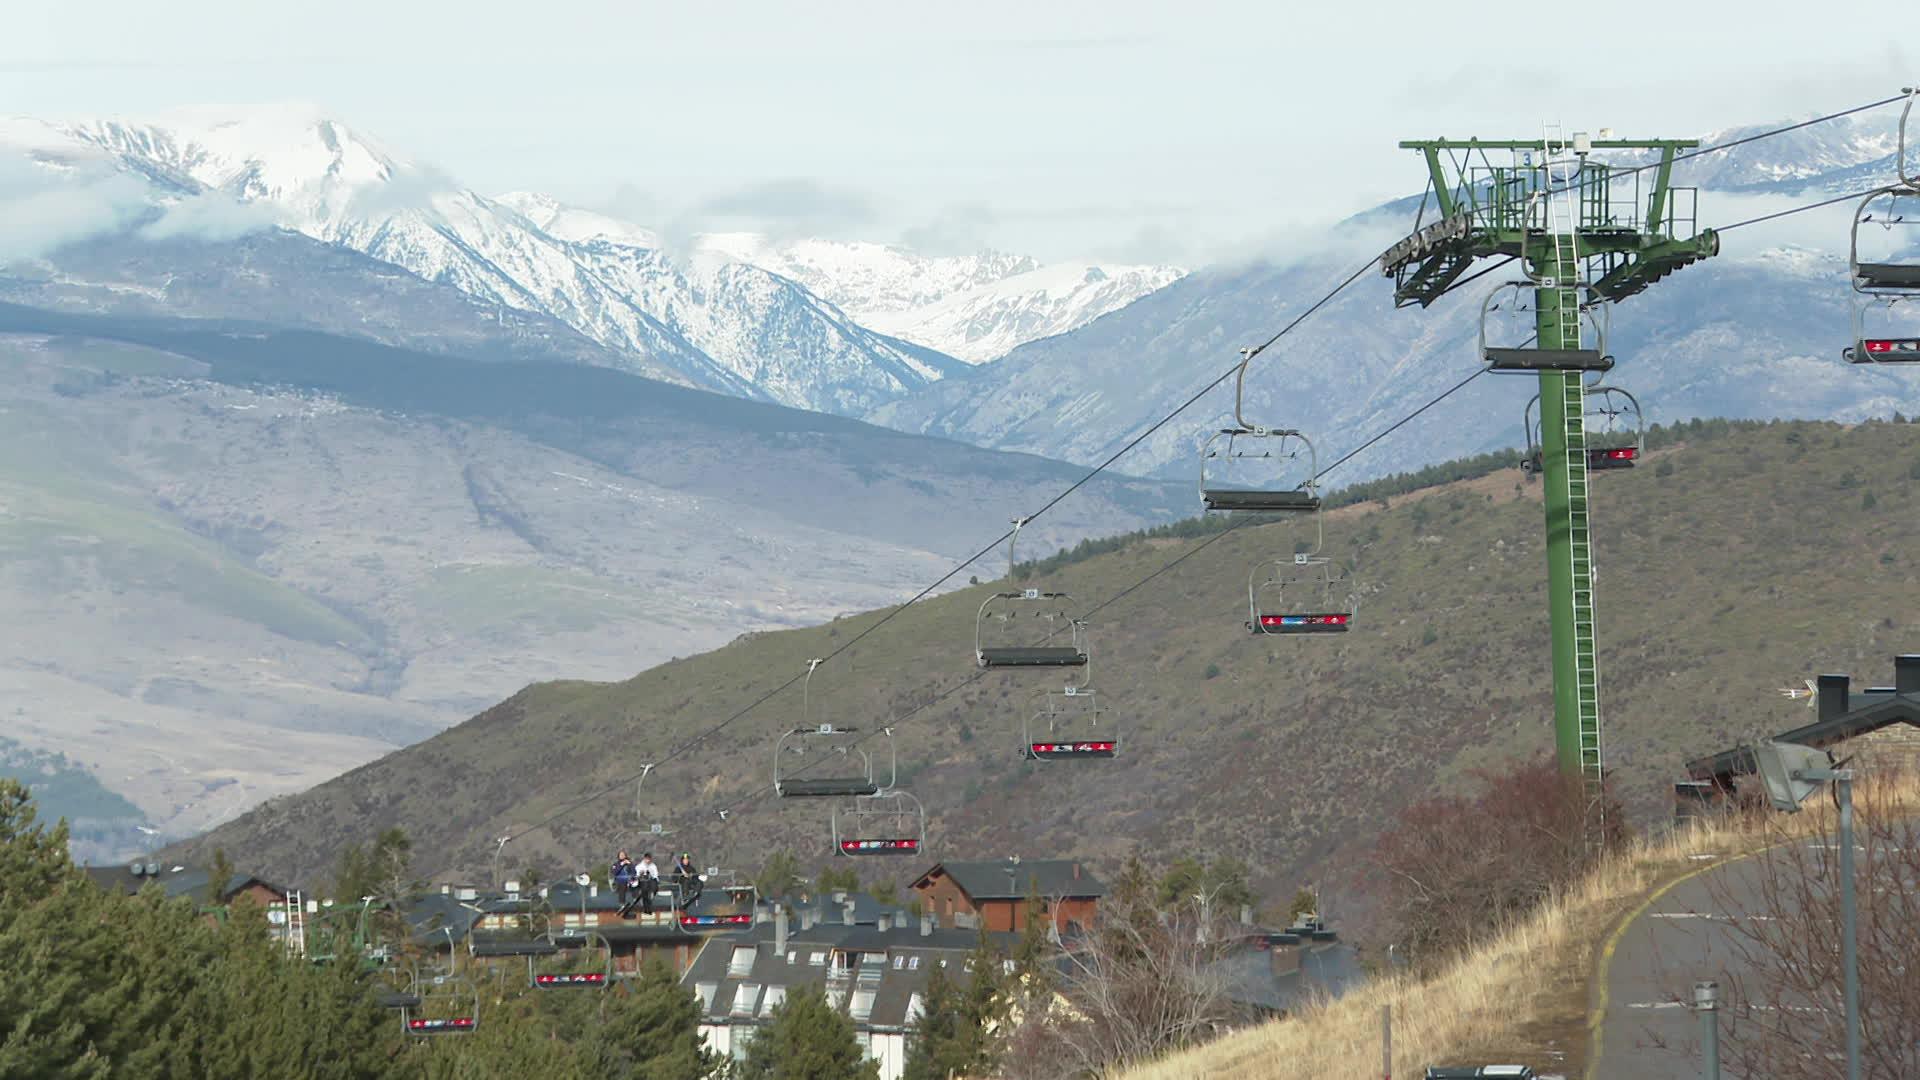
[83,863,287,907]
[911,859,1106,901]
[680,909,1018,1033]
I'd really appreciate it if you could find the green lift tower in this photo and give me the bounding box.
[1378,131,1719,797]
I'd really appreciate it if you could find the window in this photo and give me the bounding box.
[849,988,876,1023]
[807,951,827,967]
[694,982,718,1012]
[907,993,925,1023]
[759,985,786,1018]
[728,946,757,978]
[728,1027,756,1062]
[731,983,760,1018]
[908,956,920,970]
[891,955,905,970]
[786,950,797,964]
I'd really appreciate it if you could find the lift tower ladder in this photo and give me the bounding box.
[1532,128,1603,799]
[1378,132,1719,802]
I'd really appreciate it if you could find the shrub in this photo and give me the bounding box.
[1372,754,1627,965]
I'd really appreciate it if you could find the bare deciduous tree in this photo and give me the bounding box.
[1003,876,1243,1079]
[1702,785,1920,1080]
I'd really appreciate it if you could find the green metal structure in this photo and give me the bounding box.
[1379,133,1719,795]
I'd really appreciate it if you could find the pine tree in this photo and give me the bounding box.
[754,850,805,901]
[959,925,1008,1061]
[816,866,860,895]
[902,964,972,1080]
[1009,890,1055,1001]
[581,958,717,1080]
[735,984,877,1080]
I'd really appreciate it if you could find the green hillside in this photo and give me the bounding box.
[173,419,1920,933]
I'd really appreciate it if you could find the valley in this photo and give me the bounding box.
[0,309,1180,848]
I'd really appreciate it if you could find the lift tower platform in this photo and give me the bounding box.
[1379,133,1719,799]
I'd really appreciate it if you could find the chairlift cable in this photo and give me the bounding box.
[496,254,1383,846]
[497,107,1913,852]
[1713,186,1897,233]
[697,361,1508,820]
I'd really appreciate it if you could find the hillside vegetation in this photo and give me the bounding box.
[1121,769,1920,1079]
[177,419,1920,933]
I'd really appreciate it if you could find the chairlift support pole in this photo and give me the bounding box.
[1381,134,1718,801]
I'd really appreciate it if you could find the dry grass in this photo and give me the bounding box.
[1122,767,1920,1080]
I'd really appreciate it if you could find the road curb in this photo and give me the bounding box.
[1581,848,1757,1080]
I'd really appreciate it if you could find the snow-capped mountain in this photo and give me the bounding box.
[876,111,1920,482]
[695,233,1044,316]
[38,106,964,414]
[697,232,1185,362]
[854,260,1188,363]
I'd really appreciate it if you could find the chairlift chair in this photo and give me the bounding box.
[1520,384,1644,475]
[1199,347,1324,513]
[1200,428,1324,512]
[674,813,758,930]
[678,876,758,931]
[1247,554,1356,635]
[530,929,612,989]
[773,661,891,797]
[773,726,894,798]
[405,972,479,1035]
[975,521,1091,667]
[373,964,422,1012]
[1843,184,1920,363]
[1477,282,1615,373]
[1020,684,1117,760]
[832,789,927,856]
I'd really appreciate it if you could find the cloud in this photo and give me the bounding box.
[140,190,283,242]
[0,157,151,264]
[897,202,998,255]
[691,178,876,241]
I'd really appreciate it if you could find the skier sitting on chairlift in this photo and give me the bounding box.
[671,852,702,908]
[611,850,638,910]
[632,852,661,915]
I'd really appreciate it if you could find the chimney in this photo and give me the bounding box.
[841,899,857,926]
[775,906,789,956]
[1072,862,1081,881]
[589,885,598,899]
[801,907,817,931]
[1897,655,1920,696]
[920,914,934,937]
[1240,904,1253,927]
[878,913,892,933]
[1818,673,1851,723]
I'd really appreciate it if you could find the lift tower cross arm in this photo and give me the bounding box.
[1379,133,1719,803]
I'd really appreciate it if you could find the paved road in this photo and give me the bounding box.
[1588,849,1808,1080]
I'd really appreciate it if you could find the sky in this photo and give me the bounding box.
[0,1,1909,265]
